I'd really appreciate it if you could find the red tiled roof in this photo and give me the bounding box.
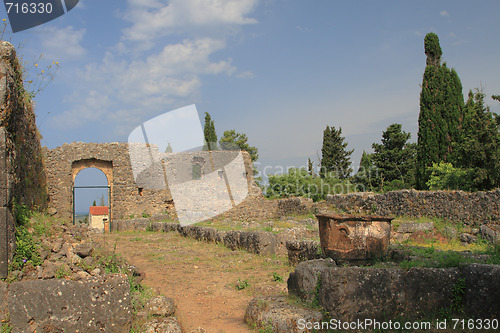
[89,206,108,215]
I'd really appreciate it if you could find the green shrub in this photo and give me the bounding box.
[266,168,359,201]
[426,162,476,191]
[272,272,283,282]
[10,226,42,271]
[235,278,249,290]
[13,202,31,226]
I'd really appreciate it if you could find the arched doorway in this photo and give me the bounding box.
[71,159,113,227]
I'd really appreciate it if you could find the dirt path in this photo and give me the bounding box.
[98,231,293,333]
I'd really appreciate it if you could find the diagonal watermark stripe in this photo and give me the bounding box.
[128,105,249,226]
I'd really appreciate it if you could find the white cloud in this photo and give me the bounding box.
[296,25,312,32]
[122,0,258,47]
[53,38,235,130]
[53,90,109,128]
[440,10,449,17]
[235,70,254,79]
[51,0,258,133]
[39,26,86,60]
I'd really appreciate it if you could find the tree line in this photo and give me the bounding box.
[202,112,259,163]
[267,32,500,199]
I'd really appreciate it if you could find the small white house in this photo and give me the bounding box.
[89,206,109,231]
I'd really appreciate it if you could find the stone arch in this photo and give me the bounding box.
[44,142,258,223]
[72,158,113,186]
[71,158,114,223]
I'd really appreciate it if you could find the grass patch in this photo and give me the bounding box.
[392,242,500,269]
[235,278,249,290]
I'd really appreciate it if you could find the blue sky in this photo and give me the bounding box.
[2,0,500,211]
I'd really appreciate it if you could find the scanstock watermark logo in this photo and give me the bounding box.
[128,105,250,226]
[3,0,79,33]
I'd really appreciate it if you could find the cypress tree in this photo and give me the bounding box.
[203,112,218,150]
[416,33,465,189]
[307,158,314,176]
[320,126,353,179]
[353,151,378,191]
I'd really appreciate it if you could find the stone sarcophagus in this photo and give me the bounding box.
[316,213,394,262]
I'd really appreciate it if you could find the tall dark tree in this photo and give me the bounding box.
[372,124,417,187]
[353,151,378,191]
[203,112,218,150]
[493,95,500,127]
[320,126,353,179]
[416,32,465,189]
[453,90,500,190]
[307,158,314,176]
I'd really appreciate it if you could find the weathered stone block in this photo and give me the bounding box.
[164,222,180,233]
[288,260,500,321]
[316,213,393,261]
[0,207,13,279]
[239,231,276,255]
[245,295,322,333]
[223,230,241,250]
[286,240,322,266]
[461,264,500,318]
[287,259,334,303]
[8,274,131,333]
[143,317,182,333]
[403,267,461,317]
[0,281,7,320]
[397,222,434,233]
[319,267,404,321]
[480,225,500,245]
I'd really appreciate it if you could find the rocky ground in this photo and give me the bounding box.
[3,216,185,332]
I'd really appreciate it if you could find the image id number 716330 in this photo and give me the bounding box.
[452,318,498,330]
[5,2,53,14]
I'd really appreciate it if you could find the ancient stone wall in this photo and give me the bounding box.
[325,189,500,225]
[44,142,172,222]
[288,260,500,320]
[44,143,260,223]
[0,42,47,278]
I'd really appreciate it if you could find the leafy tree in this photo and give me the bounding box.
[453,90,500,190]
[266,167,355,202]
[320,126,353,179]
[416,33,465,189]
[494,95,500,127]
[372,124,416,188]
[92,200,96,206]
[219,129,259,162]
[426,162,476,191]
[203,112,218,150]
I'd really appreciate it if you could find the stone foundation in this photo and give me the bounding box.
[288,259,500,320]
[326,189,500,226]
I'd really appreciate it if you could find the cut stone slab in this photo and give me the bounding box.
[146,295,176,317]
[287,259,335,303]
[245,295,323,333]
[397,222,434,233]
[143,317,182,333]
[8,274,131,333]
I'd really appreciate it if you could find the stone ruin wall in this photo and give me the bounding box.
[44,142,261,222]
[44,142,171,222]
[0,42,48,278]
[325,189,500,226]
